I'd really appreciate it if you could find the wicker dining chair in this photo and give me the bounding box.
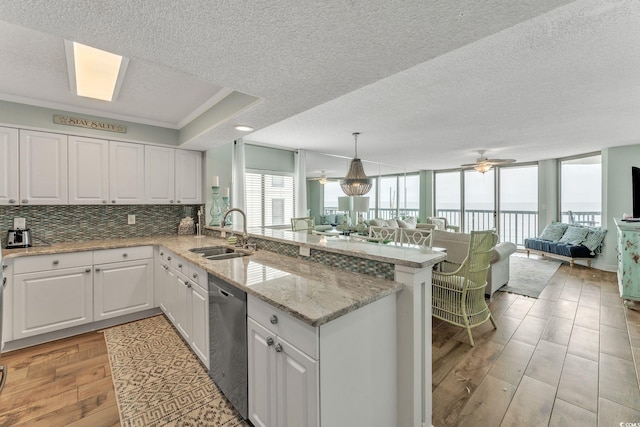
[431,229,499,346]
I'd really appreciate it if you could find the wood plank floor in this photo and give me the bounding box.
[433,257,640,426]
[1,256,638,426]
[0,330,120,427]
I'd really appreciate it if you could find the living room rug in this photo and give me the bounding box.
[103,315,247,427]
[497,255,562,298]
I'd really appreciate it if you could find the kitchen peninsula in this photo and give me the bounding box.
[2,230,444,427]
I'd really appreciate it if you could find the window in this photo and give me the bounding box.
[499,165,538,245]
[323,181,341,213]
[560,154,601,226]
[399,174,420,218]
[245,172,295,228]
[434,171,461,228]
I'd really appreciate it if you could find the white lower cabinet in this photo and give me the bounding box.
[248,298,318,427]
[13,265,93,339]
[189,277,209,366]
[248,293,397,427]
[155,247,209,368]
[11,247,155,341]
[174,271,192,341]
[94,258,153,321]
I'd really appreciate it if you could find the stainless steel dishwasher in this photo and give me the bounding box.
[208,274,247,419]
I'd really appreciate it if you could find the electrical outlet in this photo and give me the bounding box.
[299,246,311,257]
[128,214,136,225]
[14,217,26,229]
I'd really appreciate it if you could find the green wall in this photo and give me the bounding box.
[419,170,433,221]
[599,144,640,270]
[205,141,233,223]
[0,100,179,145]
[307,180,324,222]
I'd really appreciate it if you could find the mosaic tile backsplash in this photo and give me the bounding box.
[0,204,202,247]
[204,228,395,280]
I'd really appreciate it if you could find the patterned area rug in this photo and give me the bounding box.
[103,315,247,427]
[498,255,562,298]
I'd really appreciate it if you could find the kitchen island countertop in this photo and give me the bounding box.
[1,234,447,327]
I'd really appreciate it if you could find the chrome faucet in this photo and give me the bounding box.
[222,208,248,248]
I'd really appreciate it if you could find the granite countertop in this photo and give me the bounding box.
[210,225,447,269]
[2,235,410,327]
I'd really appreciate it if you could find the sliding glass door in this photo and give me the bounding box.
[464,169,495,232]
[499,165,538,245]
[434,171,461,228]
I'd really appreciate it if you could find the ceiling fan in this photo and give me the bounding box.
[461,150,516,173]
[308,170,339,185]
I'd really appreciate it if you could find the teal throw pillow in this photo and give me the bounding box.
[539,223,568,241]
[559,226,589,245]
[582,228,607,252]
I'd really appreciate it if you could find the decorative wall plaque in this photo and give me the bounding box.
[53,114,127,133]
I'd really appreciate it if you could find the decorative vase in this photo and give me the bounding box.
[209,186,222,226]
[222,196,231,225]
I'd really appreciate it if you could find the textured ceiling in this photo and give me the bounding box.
[1,0,637,173]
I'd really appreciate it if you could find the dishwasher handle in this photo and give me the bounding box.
[218,288,235,299]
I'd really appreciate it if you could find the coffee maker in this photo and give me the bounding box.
[6,229,32,249]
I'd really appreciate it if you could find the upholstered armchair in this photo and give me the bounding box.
[427,216,460,232]
[291,216,315,231]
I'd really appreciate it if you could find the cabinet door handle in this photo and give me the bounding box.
[270,315,278,325]
[8,199,15,204]
[167,256,172,261]
[170,200,174,204]
[102,200,107,204]
[178,263,183,268]
[52,260,59,265]
[21,199,28,204]
[111,200,116,204]
[95,268,101,272]
[187,282,192,288]
[275,343,283,353]
[122,253,128,258]
[160,252,164,256]
[192,273,198,279]
[266,337,274,346]
[85,268,91,273]
[177,200,181,203]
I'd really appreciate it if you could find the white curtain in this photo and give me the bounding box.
[231,139,246,225]
[295,149,307,217]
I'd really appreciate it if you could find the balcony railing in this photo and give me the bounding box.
[323,207,600,247]
[436,209,602,246]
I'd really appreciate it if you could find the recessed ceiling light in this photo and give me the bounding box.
[234,125,254,132]
[65,41,129,102]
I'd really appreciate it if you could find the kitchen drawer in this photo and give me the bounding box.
[94,246,153,264]
[169,253,188,275]
[188,263,208,290]
[14,251,93,274]
[248,294,318,359]
[157,247,173,263]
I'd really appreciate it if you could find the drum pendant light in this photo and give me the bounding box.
[340,132,372,196]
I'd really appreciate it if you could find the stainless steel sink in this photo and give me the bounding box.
[189,246,236,257]
[189,246,250,261]
[204,252,248,260]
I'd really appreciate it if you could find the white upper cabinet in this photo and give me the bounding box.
[19,130,68,205]
[0,126,19,205]
[175,149,202,204]
[109,141,145,204]
[68,136,109,205]
[144,145,175,204]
